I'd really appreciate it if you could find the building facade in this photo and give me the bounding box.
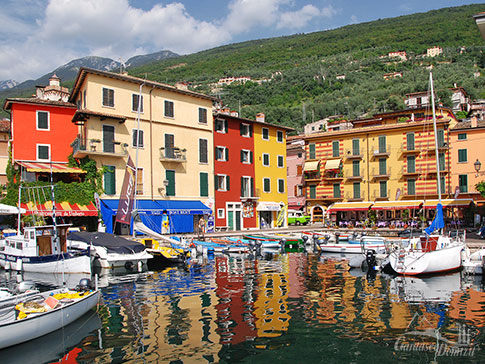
[286,137,305,211]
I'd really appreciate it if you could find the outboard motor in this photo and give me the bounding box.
[279,238,286,254]
[335,232,340,244]
[255,240,262,257]
[312,234,320,251]
[17,280,36,294]
[76,278,93,292]
[365,250,377,271]
[302,235,309,245]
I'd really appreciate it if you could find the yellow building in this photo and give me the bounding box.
[252,113,292,228]
[303,107,459,223]
[69,68,215,234]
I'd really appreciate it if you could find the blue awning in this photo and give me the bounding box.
[100,199,211,215]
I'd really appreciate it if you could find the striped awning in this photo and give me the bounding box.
[325,159,341,170]
[303,160,320,172]
[328,201,373,212]
[16,162,86,174]
[423,199,474,209]
[21,201,98,217]
[371,200,423,210]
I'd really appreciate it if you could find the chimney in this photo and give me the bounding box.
[471,115,478,128]
[256,112,265,122]
[222,107,230,115]
[49,74,60,87]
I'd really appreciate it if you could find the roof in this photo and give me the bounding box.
[72,109,126,124]
[69,67,217,103]
[450,119,485,131]
[214,112,295,132]
[0,119,10,133]
[3,97,76,111]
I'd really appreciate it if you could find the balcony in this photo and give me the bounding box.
[71,136,128,158]
[345,192,363,201]
[322,171,344,181]
[323,151,342,159]
[372,167,391,179]
[400,143,422,155]
[304,172,320,183]
[344,148,364,159]
[372,189,390,200]
[372,145,391,158]
[345,168,364,181]
[400,166,420,176]
[159,147,187,163]
[424,142,449,153]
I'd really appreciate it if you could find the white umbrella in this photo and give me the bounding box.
[0,203,26,215]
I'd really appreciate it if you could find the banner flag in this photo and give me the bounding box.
[116,156,136,225]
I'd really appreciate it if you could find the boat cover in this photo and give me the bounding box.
[68,231,146,254]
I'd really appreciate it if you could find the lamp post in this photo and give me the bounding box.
[474,158,481,177]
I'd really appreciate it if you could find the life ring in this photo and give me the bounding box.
[237,239,242,245]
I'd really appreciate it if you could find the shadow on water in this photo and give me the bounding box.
[0,252,484,363]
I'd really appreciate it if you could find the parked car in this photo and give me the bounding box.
[288,210,311,225]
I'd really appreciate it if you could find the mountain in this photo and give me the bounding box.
[0,80,18,90]
[125,50,178,68]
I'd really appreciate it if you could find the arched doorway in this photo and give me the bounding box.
[312,205,324,223]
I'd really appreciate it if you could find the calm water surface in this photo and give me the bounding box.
[1,252,484,363]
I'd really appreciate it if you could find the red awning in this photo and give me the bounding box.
[16,161,86,174]
[21,201,98,217]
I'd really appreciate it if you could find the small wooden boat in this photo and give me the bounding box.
[0,283,101,349]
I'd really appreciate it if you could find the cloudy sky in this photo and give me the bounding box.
[0,0,479,82]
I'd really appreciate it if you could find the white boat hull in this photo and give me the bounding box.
[0,253,92,274]
[319,243,387,254]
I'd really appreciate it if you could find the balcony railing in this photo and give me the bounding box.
[71,136,128,158]
[304,173,320,182]
[345,192,363,201]
[345,168,364,180]
[400,142,422,154]
[344,148,364,159]
[372,145,391,157]
[372,189,390,200]
[372,167,391,179]
[159,147,187,163]
[322,171,344,181]
[425,142,449,153]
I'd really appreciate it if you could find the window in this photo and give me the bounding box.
[215,118,228,133]
[379,181,387,197]
[278,179,285,193]
[277,155,284,168]
[439,153,445,171]
[240,123,252,137]
[379,158,387,175]
[296,184,303,197]
[437,129,445,147]
[459,175,468,193]
[332,141,339,157]
[353,182,361,199]
[241,176,253,197]
[277,130,284,143]
[83,90,86,108]
[216,175,230,191]
[104,165,115,195]
[164,100,174,118]
[199,138,208,164]
[262,153,270,166]
[164,134,175,158]
[262,128,269,140]
[297,165,303,175]
[406,132,415,151]
[439,176,446,194]
[200,172,208,197]
[37,144,50,161]
[166,170,175,196]
[309,185,316,199]
[378,136,386,153]
[352,160,360,177]
[241,150,253,164]
[263,178,271,193]
[36,111,49,130]
[309,143,316,159]
[352,139,360,155]
[216,146,228,161]
[132,129,144,148]
[458,133,467,140]
[333,183,341,198]
[407,156,415,173]
[408,179,416,195]
[132,94,143,112]
[198,108,207,124]
[217,209,225,219]
[458,149,467,163]
[102,88,114,107]
[136,168,143,195]
[103,125,115,153]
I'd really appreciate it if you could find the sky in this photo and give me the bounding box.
[0,0,481,83]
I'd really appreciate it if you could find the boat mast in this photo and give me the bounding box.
[17,185,21,234]
[133,78,145,237]
[429,72,442,204]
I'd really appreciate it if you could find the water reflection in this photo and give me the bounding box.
[0,252,484,363]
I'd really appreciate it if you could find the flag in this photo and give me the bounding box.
[116,156,136,225]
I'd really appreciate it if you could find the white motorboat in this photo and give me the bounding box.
[462,247,485,275]
[0,224,91,274]
[319,234,389,254]
[68,231,153,271]
[0,281,100,349]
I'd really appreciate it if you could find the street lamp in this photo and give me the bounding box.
[474,158,481,177]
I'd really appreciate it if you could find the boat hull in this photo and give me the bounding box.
[0,252,92,274]
[319,242,387,254]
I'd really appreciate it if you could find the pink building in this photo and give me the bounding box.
[287,136,305,211]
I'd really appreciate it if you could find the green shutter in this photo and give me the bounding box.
[352,139,359,155]
[200,172,208,197]
[166,170,175,196]
[310,185,316,199]
[226,176,230,191]
[353,182,360,199]
[104,166,115,195]
[407,156,415,173]
[437,129,445,147]
[406,133,415,151]
[379,158,387,175]
[333,183,340,198]
[408,179,416,195]
[309,143,316,159]
[332,141,339,157]
[379,136,386,153]
[353,160,360,176]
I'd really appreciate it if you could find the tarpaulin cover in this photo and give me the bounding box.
[425,203,445,235]
[68,231,146,254]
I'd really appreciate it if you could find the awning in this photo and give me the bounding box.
[327,201,373,212]
[303,161,320,172]
[100,199,212,215]
[21,201,98,216]
[256,202,282,211]
[16,161,86,174]
[325,159,341,170]
[371,200,423,210]
[423,199,474,209]
[0,203,25,215]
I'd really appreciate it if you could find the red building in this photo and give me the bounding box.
[213,112,257,229]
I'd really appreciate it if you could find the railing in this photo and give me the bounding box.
[322,151,342,159]
[344,148,364,159]
[345,192,363,201]
[400,142,422,154]
[345,168,364,180]
[304,173,320,182]
[159,147,187,162]
[371,167,391,178]
[372,144,391,157]
[322,171,344,180]
[372,189,390,199]
[71,136,128,158]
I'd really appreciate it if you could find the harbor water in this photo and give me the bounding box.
[0,252,484,363]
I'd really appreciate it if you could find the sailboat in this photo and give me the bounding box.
[388,73,465,276]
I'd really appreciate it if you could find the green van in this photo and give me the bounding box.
[288,210,311,225]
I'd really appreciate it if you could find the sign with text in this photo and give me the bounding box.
[116,156,136,225]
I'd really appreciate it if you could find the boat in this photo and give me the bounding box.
[243,233,303,251]
[0,224,91,274]
[462,247,485,275]
[67,231,153,271]
[387,73,465,276]
[0,280,101,349]
[319,233,389,254]
[138,237,186,266]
